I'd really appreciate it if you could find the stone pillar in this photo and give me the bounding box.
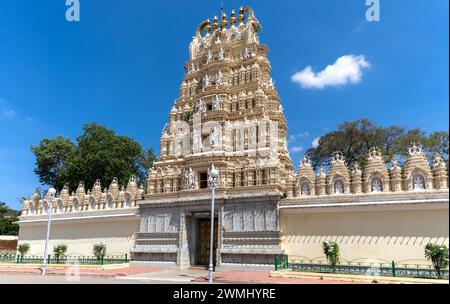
[390,161,403,192]
[177,211,190,270]
[315,167,326,195]
[351,165,362,194]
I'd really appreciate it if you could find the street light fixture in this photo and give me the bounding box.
[41,187,56,276]
[207,164,219,283]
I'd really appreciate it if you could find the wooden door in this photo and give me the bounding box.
[197,218,218,266]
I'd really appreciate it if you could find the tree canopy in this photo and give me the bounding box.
[304,119,449,170]
[0,202,19,236]
[31,122,156,192]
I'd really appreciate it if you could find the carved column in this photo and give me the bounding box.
[351,165,362,194]
[390,161,403,192]
[315,167,326,195]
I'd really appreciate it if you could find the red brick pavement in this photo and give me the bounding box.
[0,265,164,277]
[196,271,363,284]
[0,266,364,284]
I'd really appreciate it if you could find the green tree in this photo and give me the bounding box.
[426,131,449,161]
[31,137,76,189]
[17,243,30,258]
[93,243,107,261]
[0,202,19,236]
[323,241,340,273]
[31,122,156,192]
[53,244,68,263]
[425,243,449,279]
[305,119,448,169]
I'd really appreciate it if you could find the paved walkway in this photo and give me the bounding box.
[116,268,357,284]
[197,271,354,284]
[0,265,361,284]
[0,265,163,278]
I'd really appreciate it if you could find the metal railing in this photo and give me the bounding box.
[274,255,449,280]
[0,253,128,265]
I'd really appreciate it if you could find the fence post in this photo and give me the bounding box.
[124,253,128,263]
[391,261,396,277]
[47,254,51,265]
[101,254,104,265]
[284,255,288,270]
[274,256,278,271]
[16,255,20,263]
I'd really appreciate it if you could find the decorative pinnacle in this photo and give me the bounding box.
[205,19,211,35]
[238,7,245,25]
[230,9,236,26]
[213,16,219,31]
[221,12,228,29]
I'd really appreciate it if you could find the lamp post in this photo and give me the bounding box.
[41,187,56,276]
[207,164,219,283]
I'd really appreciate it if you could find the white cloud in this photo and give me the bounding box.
[291,55,370,89]
[288,132,309,143]
[2,109,15,117]
[26,116,33,123]
[290,146,304,153]
[312,137,321,148]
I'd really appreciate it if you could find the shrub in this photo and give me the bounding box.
[93,243,107,261]
[323,241,340,273]
[425,243,449,279]
[53,244,68,262]
[17,243,30,257]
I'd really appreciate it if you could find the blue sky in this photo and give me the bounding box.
[0,0,448,210]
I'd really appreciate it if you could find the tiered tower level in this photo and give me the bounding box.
[147,7,294,198]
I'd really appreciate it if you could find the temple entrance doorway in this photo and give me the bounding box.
[196,218,218,266]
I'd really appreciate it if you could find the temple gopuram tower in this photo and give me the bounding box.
[133,7,293,268]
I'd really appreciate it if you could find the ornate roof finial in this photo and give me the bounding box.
[221,12,228,29]
[318,166,326,177]
[94,179,101,188]
[390,159,400,172]
[238,7,245,25]
[300,157,311,168]
[230,9,236,26]
[368,147,383,160]
[213,16,219,31]
[332,151,345,163]
[408,142,424,156]
[352,163,362,175]
[205,19,211,35]
[433,154,446,168]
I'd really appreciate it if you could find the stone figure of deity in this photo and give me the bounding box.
[203,74,210,88]
[196,99,206,113]
[206,50,213,64]
[185,167,195,190]
[212,95,221,110]
[192,128,201,149]
[210,126,220,147]
[243,48,252,59]
[218,48,225,61]
[216,71,224,87]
